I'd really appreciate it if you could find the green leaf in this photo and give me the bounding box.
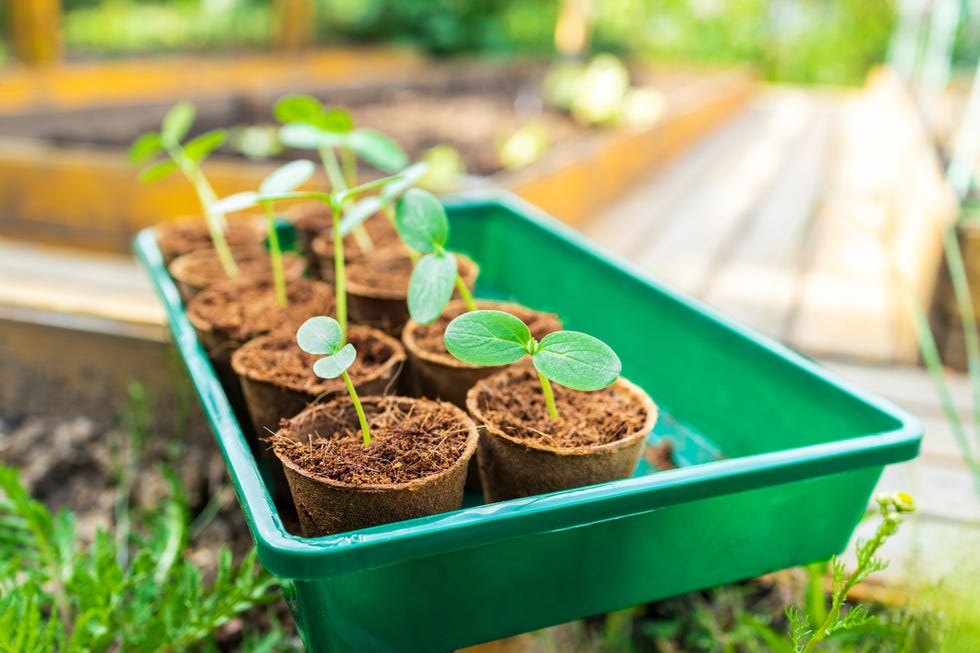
[296,316,343,355]
[533,331,621,391]
[260,160,315,196]
[312,343,356,379]
[139,159,179,184]
[395,188,448,253]
[279,123,343,150]
[161,101,195,146]
[408,253,458,324]
[183,129,227,164]
[211,191,259,215]
[128,132,163,165]
[444,310,532,366]
[273,95,324,125]
[339,196,384,236]
[348,129,409,173]
[381,162,430,201]
[321,108,354,133]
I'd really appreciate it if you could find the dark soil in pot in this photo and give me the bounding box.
[155,216,265,267]
[346,251,479,337]
[185,277,334,445]
[403,300,562,492]
[168,245,306,303]
[287,204,403,280]
[231,325,405,439]
[466,366,658,503]
[272,395,479,537]
[402,300,563,407]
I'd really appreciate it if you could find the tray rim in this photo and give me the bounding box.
[133,189,922,579]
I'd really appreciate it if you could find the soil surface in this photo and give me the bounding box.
[469,367,650,450]
[232,325,402,395]
[273,398,472,486]
[155,217,265,262]
[303,210,401,258]
[347,252,476,296]
[409,301,562,360]
[25,66,584,176]
[170,246,305,289]
[187,277,334,343]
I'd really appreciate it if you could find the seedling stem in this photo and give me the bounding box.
[342,370,372,446]
[333,205,348,341]
[262,201,287,307]
[455,275,477,312]
[537,369,560,420]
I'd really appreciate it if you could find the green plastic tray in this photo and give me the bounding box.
[134,191,921,653]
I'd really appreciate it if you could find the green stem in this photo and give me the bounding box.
[263,202,287,308]
[342,370,372,446]
[341,146,357,188]
[333,208,347,342]
[455,274,477,312]
[805,561,828,630]
[179,151,238,278]
[537,369,560,421]
[319,146,347,193]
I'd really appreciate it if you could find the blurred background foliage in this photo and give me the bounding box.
[1,1,980,87]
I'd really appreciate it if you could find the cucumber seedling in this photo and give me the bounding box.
[296,316,372,446]
[275,95,409,250]
[394,188,477,324]
[130,101,239,277]
[444,310,621,421]
[212,161,414,338]
[210,160,316,307]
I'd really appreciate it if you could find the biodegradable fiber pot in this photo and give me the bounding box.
[347,250,479,337]
[168,245,306,302]
[273,396,479,536]
[155,215,266,267]
[467,366,658,503]
[231,324,406,439]
[309,213,405,282]
[402,300,563,408]
[185,277,334,444]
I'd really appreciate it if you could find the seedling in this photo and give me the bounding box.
[395,188,477,324]
[212,162,413,338]
[275,95,409,250]
[444,310,621,420]
[210,160,315,307]
[297,316,372,446]
[130,101,239,277]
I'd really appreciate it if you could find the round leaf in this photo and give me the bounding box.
[161,101,195,145]
[381,162,430,201]
[139,159,179,184]
[444,310,532,366]
[312,343,357,379]
[279,123,343,150]
[408,253,458,324]
[321,108,354,133]
[211,191,260,215]
[296,316,343,355]
[395,188,448,254]
[129,132,163,165]
[339,196,384,236]
[348,129,409,173]
[533,331,621,391]
[183,129,227,163]
[274,95,324,125]
[260,160,315,196]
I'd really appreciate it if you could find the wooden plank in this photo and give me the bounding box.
[0,48,425,114]
[702,94,835,337]
[9,0,62,65]
[629,91,815,294]
[581,96,769,254]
